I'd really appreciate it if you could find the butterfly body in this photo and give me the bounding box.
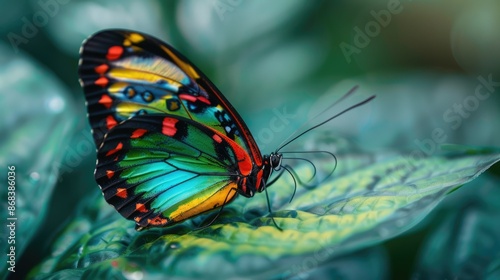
[79,30,280,230]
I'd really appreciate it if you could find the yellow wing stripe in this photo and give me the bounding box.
[169,182,237,222]
[161,45,200,79]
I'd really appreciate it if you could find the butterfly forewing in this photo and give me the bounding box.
[78,29,261,166]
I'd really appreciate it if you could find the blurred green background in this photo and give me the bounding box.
[1,0,499,279]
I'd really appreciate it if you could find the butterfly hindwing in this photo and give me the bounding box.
[96,114,248,230]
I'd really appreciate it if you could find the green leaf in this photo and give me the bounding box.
[413,175,500,278]
[30,150,500,279]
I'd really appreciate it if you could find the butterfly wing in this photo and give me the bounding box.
[79,30,269,229]
[78,29,262,168]
[96,114,255,230]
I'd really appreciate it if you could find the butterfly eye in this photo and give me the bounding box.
[141,91,154,102]
[270,153,283,171]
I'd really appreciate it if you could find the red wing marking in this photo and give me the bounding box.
[256,169,264,191]
[105,115,118,130]
[207,128,252,176]
[95,77,108,87]
[106,142,123,156]
[98,94,113,109]
[162,117,178,136]
[131,128,147,139]
[107,46,124,60]
[106,170,115,179]
[135,203,148,213]
[201,81,263,167]
[148,216,168,226]
[179,94,211,105]
[95,64,109,74]
[212,134,222,143]
[198,96,211,104]
[116,188,127,198]
[179,94,197,103]
[240,177,247,194]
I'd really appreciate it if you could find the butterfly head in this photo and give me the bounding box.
[268,152,283,171]
[258,152,283,190]
[237,152,282,198]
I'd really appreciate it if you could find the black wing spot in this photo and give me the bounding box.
[214,111,239,139]
[166,99,181,111]
[142,91,154,102]
[125,86,136,99]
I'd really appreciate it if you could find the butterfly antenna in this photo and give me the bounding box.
[276,85,360,151]
[277,94,375,152]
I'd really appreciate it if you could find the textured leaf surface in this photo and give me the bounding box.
[29,150,499,279]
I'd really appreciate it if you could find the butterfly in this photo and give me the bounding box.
[78,29,284,231]
[78,29,375,231]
